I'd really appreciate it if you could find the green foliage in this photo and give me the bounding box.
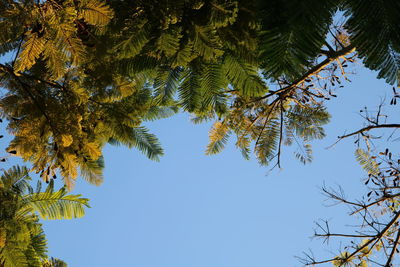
[286,105,329,141]
[0,165,87,266]
[0,62,171,189]
[1,0,400,187]
[1,0,113,79]
[153,67,184,105]
[0,0,260,187]
[206,98,330,165]
[222,53,266,96]
[256,0,400,86]
[128,127,164,161]
[22,187,88,220]
[257,0,336,81]
[2,1,400,265]
[253,118,280,165]
[343,0,400,85]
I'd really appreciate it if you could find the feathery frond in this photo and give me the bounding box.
[0,165,87,266]
[79,0,114,26]
[344,0,400,85]
[355,149,380,176]
[257,0,336,80]
[206,121,230,155]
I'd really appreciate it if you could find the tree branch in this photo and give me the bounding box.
[385,228,400,267]
[338,124,400,139]
[256,45,356,102]
[0,64,59,135]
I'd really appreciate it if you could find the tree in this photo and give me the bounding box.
[1,0,399,186]
[299,94,400,266]
[210,0,400,167]
[1,0,400,265]
[0,0,172,189]
[0,0,262,188]
[0,165,88,266]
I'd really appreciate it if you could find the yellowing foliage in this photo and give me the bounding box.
[61,134,74,147]
[84,142,101,160]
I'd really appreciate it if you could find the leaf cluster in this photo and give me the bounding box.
[0,165,87,266]
[1,0,400,187]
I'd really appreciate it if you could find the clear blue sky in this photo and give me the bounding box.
[33,65,394,266]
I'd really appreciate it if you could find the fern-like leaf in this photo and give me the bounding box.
[206,121,230,155]
[14,32,45,73]
[222,53,267,96]
[21,185,89,220]
[143,106,179,121]
[355,149,380,176]
[128,126,164,161]
[344,0,400,85]
[79,0,114,26]
[254,119,280,165]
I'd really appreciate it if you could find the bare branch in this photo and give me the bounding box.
[338,124,400,139]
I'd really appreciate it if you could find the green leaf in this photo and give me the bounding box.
[143,106,179,121]
[21,187,89,220]
[258,0,335,80]
[254,119,280,165]
[153,67,184,104]
[129,127,164,161]
[344,0,400,85]
[222,53,267,96]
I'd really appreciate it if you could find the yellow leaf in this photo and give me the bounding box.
[0,229,6,248]
[206,121,229,155]
[61,153,78,190]
[359,239,372,256]
[85,142,101,160]
[80,0,113,26]
[375,241,382,251]
[209,121,228,142]
[61,134,74,147]
[118,83,135,97]
[14,32,46,72]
